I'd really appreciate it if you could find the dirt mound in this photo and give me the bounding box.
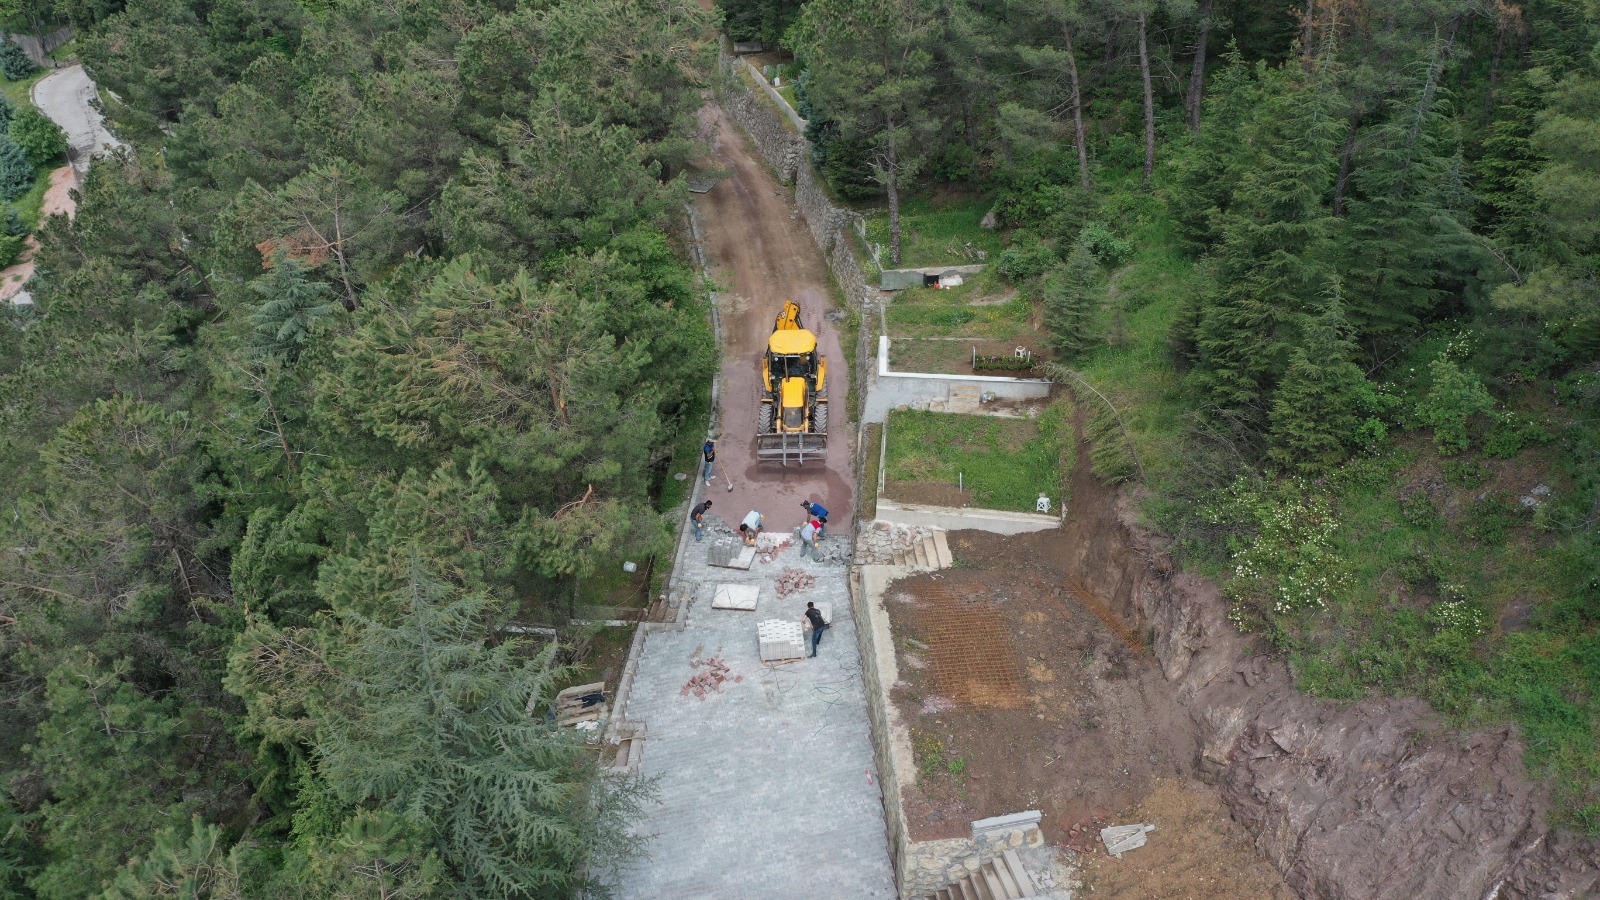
[1059,441,1600,898]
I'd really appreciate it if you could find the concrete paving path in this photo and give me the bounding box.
[32,64,124,170]
[614,524,895,900]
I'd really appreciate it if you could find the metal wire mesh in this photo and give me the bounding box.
[909,584,1025,709]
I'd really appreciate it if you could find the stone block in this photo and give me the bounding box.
[757,619,804,662]
[711,583,759,611]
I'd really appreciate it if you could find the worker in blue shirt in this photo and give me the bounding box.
[800,500,829,538]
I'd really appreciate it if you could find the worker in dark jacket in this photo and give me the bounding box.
[803,602,827,657]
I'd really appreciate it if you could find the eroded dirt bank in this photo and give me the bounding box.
[1062,449,1600,898]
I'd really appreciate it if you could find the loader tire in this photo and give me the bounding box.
[758,401,774,434]
[813,401,827,436]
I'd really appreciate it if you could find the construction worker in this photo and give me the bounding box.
[737,510,764,546]
[800,500,829,538]
[691,499,712,541]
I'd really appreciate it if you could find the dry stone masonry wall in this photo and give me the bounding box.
[718,46,876,313]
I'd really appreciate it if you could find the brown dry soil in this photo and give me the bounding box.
[691,103,853,531]
[884,529,1289,894]
[1080,779,1293,899]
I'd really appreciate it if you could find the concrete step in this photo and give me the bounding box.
[1000,849,1037,897]
[981,866,1007,899]
[932,530,953,568]
[913,538,931,568]
[992,859,1020,898]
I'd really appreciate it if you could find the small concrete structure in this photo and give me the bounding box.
[864,336,1051,424]
[1100,823,1157,858]
[875,499,1060,535]
[880,264,986,291]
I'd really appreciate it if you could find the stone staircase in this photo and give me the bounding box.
[889,529,951,570]
[925,849,1038,900]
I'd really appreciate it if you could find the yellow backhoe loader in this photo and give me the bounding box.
[757,300,827,464]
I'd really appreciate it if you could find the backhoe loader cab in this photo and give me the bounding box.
[757,302,828,464]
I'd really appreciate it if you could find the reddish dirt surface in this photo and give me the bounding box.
[691,104,853,531]
[881,479,968,508]
[883,528,1291,895]
[0,166,78,301]
[886,528,1201,844]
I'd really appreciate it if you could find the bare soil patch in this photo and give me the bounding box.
[882,479,969,508]
[888,337,1048,376]
[886,529,1201,843]
[883,528,1291,896]
[1080,779,1292,899]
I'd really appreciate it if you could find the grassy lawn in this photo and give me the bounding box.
[886,272,1036,340]
[0,67,48,111]
[884,409,1063,511]
[862,192,1004,270]
[14,165,52,229]
[860,422,882,516]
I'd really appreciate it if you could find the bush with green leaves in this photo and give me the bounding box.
[1417,356,1496,455]
[9,107,67,168]
[1079,222,1133,267]
[996,230,1058,282]
[0,43,37,81]
[0,135,33,201]
[1203,478,1351,631]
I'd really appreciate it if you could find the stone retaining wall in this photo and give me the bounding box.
[853,565,1046,898]
[718,44,875,313]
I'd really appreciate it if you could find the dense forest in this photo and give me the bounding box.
[725,0,1600,838]
[0,0,1598,888]
[0,0,716,894]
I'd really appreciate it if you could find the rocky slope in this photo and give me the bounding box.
[1057,448,1599,899]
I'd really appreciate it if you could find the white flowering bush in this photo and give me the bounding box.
[1427,597,1489,637]
[1205,478,1350,632]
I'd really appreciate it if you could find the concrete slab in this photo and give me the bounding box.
[711,583,760,611]
[614,533,895,900]
[876,499,1060,535]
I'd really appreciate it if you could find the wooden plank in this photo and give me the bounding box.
[933,530,953,568]
[980,868,1006,900]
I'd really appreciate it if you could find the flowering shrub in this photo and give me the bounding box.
[1427,597,1489,637]
[1204,478,1350,631]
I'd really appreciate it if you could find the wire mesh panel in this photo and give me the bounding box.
[909,584,1025,709]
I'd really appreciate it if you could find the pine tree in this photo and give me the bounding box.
[312,560,650,898]
[0,134,34,201]
[248,253,334,359]
[1187,66,1341,435]
[1041,239,1102,361]
[1267,296,1371,472]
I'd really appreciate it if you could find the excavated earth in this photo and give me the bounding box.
[1060,435,1600,899]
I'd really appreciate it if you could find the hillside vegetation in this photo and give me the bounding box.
[731,0,1600,832]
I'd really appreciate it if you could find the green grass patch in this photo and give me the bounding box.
[884,409,1062,511]
[862,192,1003,270]
[0,67,48,112]
[13,164,52,230]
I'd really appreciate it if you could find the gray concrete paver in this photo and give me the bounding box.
[616,521,895,900]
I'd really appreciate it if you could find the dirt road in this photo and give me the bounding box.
[692,105,853,532]
[32,64,124,168]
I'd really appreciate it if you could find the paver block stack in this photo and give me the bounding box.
[774,566,816,598]
[755,536,793,564]
[757,619,805,662]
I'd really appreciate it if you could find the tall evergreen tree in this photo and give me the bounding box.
[1041,239,1103,360]
[1267,295,1370,472]
[311,561,649,898]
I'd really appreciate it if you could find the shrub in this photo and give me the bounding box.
[996,230,1058,282]
[0,135,34,201]
[9,107,67,169]
[1417,356,1495,455]
[1079,222,1133,267]
[0,232,23,268]
[0,43,37,81]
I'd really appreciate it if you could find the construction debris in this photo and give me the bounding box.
[756,536,793,564]
[680,655,742,700]
[774,566,816,598]
[1100,823,1157,858]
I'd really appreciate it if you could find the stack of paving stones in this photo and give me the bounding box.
[855,521,937,565]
